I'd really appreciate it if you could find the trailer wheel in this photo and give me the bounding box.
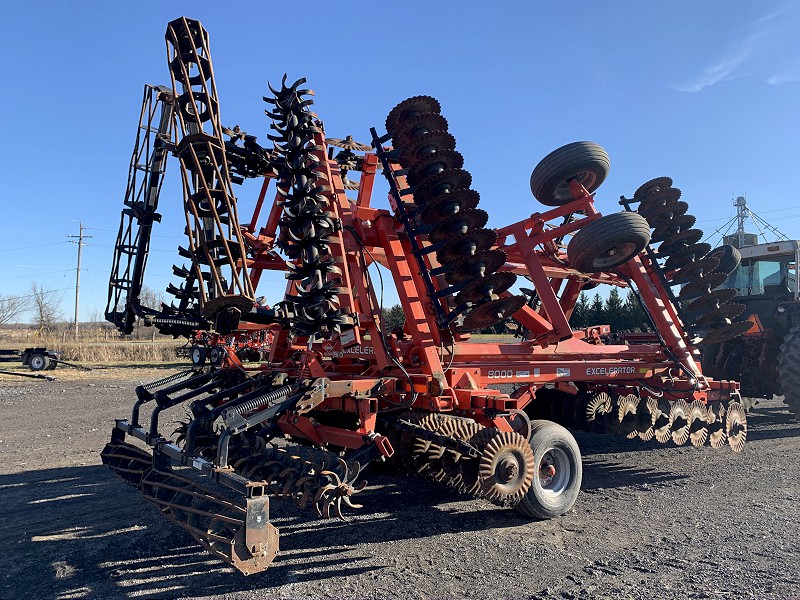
[778,325,800,419]
[567,212,651,273]
[515,421,582,519]
[190,345,207,366]
[28,353,51,372]
[707,244,741,276]
[529,141,610,206]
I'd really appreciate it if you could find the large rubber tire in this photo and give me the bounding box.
[515,420,582,519]
[567,212,651,273]
[707,244,741,276]
[28,353,51,372]
[530,141,610,206]
[777,325,800,418]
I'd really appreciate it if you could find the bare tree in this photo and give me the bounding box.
[139,285,165,311]
[30,283,63,333]
[0,293,29,326]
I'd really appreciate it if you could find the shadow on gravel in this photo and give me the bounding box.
[0,466,524,599]
[580,459,687,491]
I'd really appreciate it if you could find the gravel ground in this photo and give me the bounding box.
[0,368,798,600]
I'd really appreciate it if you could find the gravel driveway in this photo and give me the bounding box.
[1,369,798,599]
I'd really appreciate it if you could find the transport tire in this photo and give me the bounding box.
[515,421,582,519]
[707,244,741,276]
[567,212,651,273]
[190,345,207,366]
[28,353,51,372]
[530,141,610,206]
[778,325,800,419]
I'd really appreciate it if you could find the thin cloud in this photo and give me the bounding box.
[672,46,751,92]
[767,55,800,85]
[672,3,795,93]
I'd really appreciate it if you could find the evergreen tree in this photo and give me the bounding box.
[589,293,605,325]
[622,289,650,331]
[381,304,406,331]
[604,288,624,332]
[570,292,590,328]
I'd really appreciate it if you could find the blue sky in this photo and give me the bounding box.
[1,1,799,322]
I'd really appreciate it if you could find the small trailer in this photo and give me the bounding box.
[0,347,60,371]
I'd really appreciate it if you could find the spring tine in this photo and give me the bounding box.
[295,475,315,486]
[334,497,346,521]
[321,469,342,485]
[321,498,332,519]
[297,489,312,509]
[314,483,336,505]
[342,496,363,510]
[281,479,297,500]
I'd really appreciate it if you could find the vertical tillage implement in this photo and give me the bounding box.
[103,17,747,574]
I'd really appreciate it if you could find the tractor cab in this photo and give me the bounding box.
[719,241,799,301]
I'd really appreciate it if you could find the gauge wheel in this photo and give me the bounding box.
[530,141,610,206]
[706,244,741,276]
[567,212,651,273]
[515,421,582,519]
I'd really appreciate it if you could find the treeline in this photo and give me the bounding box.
[380,287,651,335]
[570,288,650,332]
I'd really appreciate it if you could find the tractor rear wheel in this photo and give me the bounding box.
[515,421,582,519]
[777,325,800,418]
[567,212,651,273]
[529,141,610,206]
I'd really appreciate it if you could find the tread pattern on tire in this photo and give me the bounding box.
[778,325,800,418]
[567,212,651,273]
[515,420,582,520]
[530,142,610,206]
[707,244,741,276]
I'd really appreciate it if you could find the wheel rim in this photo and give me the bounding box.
[536,447,571,497]
[30,356,45,370]
[592,242,637,269]
[191,346,205,365]
[554,171,598,200]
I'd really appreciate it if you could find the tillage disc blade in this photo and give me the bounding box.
[702,321,752,344]
[386,95,442,136]
[478,430,535,504]
[462,295,526,329]
[726,401,747,452]
[706,401,727,449]
[687,401,709,447]
[633,176,674,199]
[669,399,691,445]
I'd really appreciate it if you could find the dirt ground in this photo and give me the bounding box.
[1,367,798,600]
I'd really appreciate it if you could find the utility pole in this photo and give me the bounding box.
[67,223,92,339]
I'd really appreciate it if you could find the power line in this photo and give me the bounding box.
[0,287,74,301]
[0,268,74,281]
[0,241,71,254]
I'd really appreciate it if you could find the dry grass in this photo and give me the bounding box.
[0,326,185,364]
[0,364,184,383]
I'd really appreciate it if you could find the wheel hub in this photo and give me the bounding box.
[498,456,519,483]
[539,459,556,486]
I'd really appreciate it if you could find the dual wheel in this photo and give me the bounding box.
[530,141,651,274]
